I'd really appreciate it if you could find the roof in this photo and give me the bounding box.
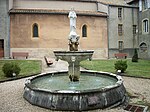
[51,0,134,6]
[96,0,131,6]
[127,0,139,4]
[9,9,107,17]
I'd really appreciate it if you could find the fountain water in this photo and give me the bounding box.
[23,9,127,111]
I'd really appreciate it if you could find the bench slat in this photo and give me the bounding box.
[12,52,29,59]
[44,56,53,66]
[114,53,127,59]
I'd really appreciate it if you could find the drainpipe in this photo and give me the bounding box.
[7,0,11,58]
[137,6,140,57]
[132,8,134,48]
[107,5,110,59]
[8,14,10,58]
[96,1,98,11]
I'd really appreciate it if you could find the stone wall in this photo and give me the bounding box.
[108,5,138,58]
[139,9,150,59]
[0,0,10,58]
[10,14,108,59]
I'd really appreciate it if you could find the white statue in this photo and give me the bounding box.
[68,9,77,32]
[68,9,80,51]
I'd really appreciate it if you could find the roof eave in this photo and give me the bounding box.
[9,9,107,17]
[108,4,139,8]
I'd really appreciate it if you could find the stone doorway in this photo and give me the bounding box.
[0,40,4,58]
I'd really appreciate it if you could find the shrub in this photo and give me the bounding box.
[114,60,127,73]
[132,49,138,62]
[2,62,21,77]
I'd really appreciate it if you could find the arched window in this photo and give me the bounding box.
[82,25,87,37]
[140,42,147,52]
[33,23,39,37]
[142,19,149,33]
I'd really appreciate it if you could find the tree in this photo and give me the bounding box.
[132,49,138,62]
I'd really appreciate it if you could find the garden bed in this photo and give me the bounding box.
[0,60,42,82]
[80,59,150,78]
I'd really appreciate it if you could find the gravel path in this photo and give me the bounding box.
[0,60,150,112]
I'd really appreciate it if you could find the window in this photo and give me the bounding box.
[148,2,150,8]
[143,0,148,9]
[0,40,4,49]
[118,24,123,36]
[82,25,87,37]
[142,19,149,33]
[118,8,122,18]
[133,25,137,35]
[33,23,39,37]
[118,41,123,50]
[140,42,147,52]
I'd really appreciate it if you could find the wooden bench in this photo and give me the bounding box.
[114,53,127,59]
[44,56,53,66]
[12,52,29,59]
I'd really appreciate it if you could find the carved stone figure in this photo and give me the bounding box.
[68,9,80,51]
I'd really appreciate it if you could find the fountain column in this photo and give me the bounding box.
[68,56,80,81]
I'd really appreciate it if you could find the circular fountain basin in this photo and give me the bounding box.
[24,70,126,111]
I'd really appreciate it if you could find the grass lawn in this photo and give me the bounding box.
[0,60,42,81]
[80,59,150,78]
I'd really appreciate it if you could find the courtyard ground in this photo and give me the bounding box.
[0,59,150,112]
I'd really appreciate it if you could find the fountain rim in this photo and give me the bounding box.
[53,50,94,54]
[25,70,123,94]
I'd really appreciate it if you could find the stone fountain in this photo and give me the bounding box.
[54,9,93,82]
[23,9,127,111]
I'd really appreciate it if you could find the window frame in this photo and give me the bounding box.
[118,24,123,36]
[82,24,87,37]
[133,25,137,35]
[143,0,148,9]
[118,40,124,50]
[0,39,4,49]
[140,42,147,52]
[118,8,122,19]
[32,23,39,38]
[142,19,149,34]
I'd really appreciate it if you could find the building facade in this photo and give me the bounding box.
[2,0,149,59]
[97,0,139,58]
[0,0,11,58]
[108,5,138,58]
[129,0,150,59]
[9,0,108,59]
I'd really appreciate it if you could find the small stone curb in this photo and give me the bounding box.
[120,73,150,80]
[0,73,40,83]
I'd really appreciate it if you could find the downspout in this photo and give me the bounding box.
[7,0,11,58]
[8,13,10,58]
[138,0,141,44]
[132,8,134,48]
[107,5,110,59]
[137,6,140,56]
[96,1,98,11]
